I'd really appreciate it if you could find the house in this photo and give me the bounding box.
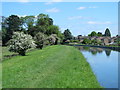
[76,35,119,46]
[101,38,109,45]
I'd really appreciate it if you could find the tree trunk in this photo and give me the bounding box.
[19,50,26,56]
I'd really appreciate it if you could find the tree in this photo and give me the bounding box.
[36,13,53,26]
[8,32,36,56]
[89,31,97,37]
[21,16,35,30]
[1,16,8,30]
[28,26,46,37]
[104,28,111,37]
[2,28,8,45]
[47,34,59,45]
[34,32,46,49]
[97,32,102,37]
[7,15,23,33]
[27,13,57,37]
[63,29,73,40]
[2,15,23,45]
[1,16,9,45]
[82,38,91,44]
[114,37,120,46]
[46,25,60,35]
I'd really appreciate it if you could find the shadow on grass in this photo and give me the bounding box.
[3,54,19,60]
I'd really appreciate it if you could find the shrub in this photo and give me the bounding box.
[82,38,91,44]
[8,32,36,56]
[47,34,59,45]
[70,40,79,43]
[34,32,46,49]
[91,39,102,45]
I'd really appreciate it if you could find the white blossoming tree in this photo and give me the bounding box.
[8,32,36,56]
[48,34,59,45]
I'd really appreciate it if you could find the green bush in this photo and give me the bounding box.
[91,39,102,45]
[34,32,46,49]
[82,38,91,44]
[70,40,79,43]
[47,34,59,45]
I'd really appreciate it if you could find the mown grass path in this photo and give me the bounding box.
[3,45,101,88]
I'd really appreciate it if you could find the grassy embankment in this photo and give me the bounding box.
[3,45,102,88]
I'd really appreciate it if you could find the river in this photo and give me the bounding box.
[75,46,118,88]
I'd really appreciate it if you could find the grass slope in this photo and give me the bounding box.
[0,63,2,89]
[2,47,17,56]
[3,45,101,88]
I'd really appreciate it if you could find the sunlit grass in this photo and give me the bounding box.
[3,45,102,88]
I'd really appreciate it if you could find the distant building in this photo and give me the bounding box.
[75,35,119,46]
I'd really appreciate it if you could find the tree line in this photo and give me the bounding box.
[1,13,75,56]
[88,28,111,37]
[1,14,72,55]
[2,14,65,46]
[1,13,115,55]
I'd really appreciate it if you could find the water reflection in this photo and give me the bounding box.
[75,46,118,88]
[105,49,111,56]
[75,46,111,56]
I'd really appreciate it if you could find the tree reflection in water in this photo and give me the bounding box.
[75,46,111,56]
[105,49,111,56]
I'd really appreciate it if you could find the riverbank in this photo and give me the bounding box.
[69,43,120,52]
[3,45,101,88]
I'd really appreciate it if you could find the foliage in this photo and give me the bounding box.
[2,15,23,45]
[2,28,8,46]
[34,32,46,49]
[46,25,59,35]
[6,15,23,33]
[1,14,65,46]
[70,40,79,43]
[88,31,102,37]
[91,39,102,45]
[104,28,111,37]
[114,37,120,46]
[1,16,9,45]
[47,34,59,45]
[36,13,53,26]
[82,38,91,44]
[88,31,97,37]
[21,16,35,30]
[8,32,36,56]
[63,29,73,40]
[97,32,102,37]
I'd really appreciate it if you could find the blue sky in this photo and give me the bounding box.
[2,2,118,36]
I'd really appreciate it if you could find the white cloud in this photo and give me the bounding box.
[87,21,112,24]
[68,16,83,20]
[77,6,97,10]
[18,0,29,3]
[45,8,60,13]
[77,7,86,10]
